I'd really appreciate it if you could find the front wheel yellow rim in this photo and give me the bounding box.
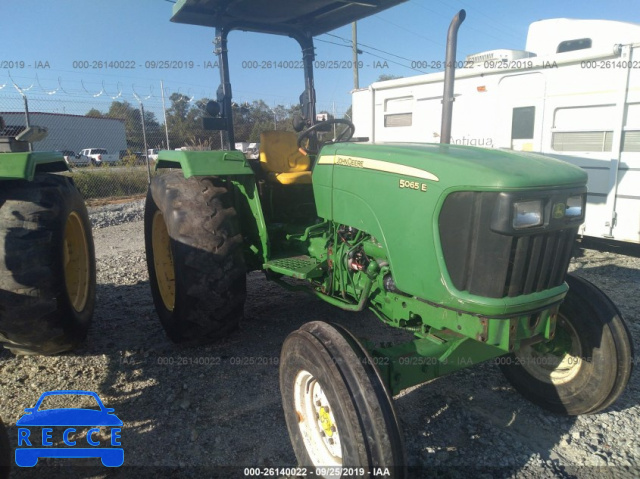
[63,211,90,312]
[152,210,175,311]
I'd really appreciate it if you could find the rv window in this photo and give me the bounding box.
[384,113,412,127]
[511,107,535,140]
[552,131,613,152]
[622,130,640,152]
[557,38,592,53]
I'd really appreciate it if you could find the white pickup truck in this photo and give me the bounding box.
[147,148,160,162]
[77,148,119,166]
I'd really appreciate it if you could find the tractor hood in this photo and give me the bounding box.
[171,0,408,37]
[314,141,587,312]
[320,142,587,190]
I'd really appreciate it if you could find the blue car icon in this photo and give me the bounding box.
[15,390,123,467]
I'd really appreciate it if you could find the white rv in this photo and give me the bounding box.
[352,18,640,245]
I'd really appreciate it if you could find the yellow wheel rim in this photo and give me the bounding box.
[64,212,90,312]
[152,210,175,311]
[515,316,583,385]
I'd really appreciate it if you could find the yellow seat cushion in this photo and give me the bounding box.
[259,131,311,185]
[269,170,312,185]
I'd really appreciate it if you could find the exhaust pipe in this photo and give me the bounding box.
[440,9,466,144]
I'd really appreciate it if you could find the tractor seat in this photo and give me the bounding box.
[259,131,312,185]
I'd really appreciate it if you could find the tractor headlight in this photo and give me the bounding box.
[513,200,543,229]
[565,194,584,218]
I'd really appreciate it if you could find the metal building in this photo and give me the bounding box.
[0,112,127,157]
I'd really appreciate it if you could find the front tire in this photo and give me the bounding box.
[144,171,246,344]
[500,274,634,415]
[0,174,96,355]
[280,321,406,478]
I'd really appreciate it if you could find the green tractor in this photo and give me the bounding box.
[146,1,634,475]
[0,116,96,355]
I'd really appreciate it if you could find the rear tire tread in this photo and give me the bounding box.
[0,174,96,355]
[145,171,246,344]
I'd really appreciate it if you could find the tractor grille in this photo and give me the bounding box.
[439,192,578,298]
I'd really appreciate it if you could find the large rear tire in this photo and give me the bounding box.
[144,171,246,344]
[500,274,634,415]
[280,321,406,478]
[0,174,96,355]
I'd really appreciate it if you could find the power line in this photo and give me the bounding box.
[323,32,415,64]
[437,0,523,39]
[410,0,522,44]
[370,15,444,47]
[315,38,426,74]
[316,38,352,49]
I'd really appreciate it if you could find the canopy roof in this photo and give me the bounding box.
[171,0,407,37]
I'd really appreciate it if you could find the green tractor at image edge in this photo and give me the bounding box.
[0,117,96,356]
[143,1,634,476]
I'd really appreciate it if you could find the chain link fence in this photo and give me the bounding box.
[0,79,349,202]
[0,85,167,201]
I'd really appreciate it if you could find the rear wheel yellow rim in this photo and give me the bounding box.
[63,212,90,312]
[152,210,175,311]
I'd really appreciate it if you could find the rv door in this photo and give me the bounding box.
[496,73,546,151]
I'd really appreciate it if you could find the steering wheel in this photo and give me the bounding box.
[297,119,355,156]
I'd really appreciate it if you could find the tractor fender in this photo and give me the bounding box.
[0,151,68,181]
[155,150,255,178]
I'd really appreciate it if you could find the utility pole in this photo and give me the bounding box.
[160,80,170,149]
[139,103,151,182]
[352,22,359,89]
[332,102,336,138]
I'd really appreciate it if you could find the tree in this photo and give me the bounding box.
[96,100,162,150]
[160,93,308,149]
[85,108,103,118]
[166,93,199,148]
[167,93,191,120]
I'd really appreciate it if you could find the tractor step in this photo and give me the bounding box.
[264,256,323,280]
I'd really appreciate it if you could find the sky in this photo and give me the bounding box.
[1,0,638,119]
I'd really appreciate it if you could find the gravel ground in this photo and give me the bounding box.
[88,199,145,230]
[1,200,639,478]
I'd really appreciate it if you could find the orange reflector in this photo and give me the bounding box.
[477,86,487,92]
